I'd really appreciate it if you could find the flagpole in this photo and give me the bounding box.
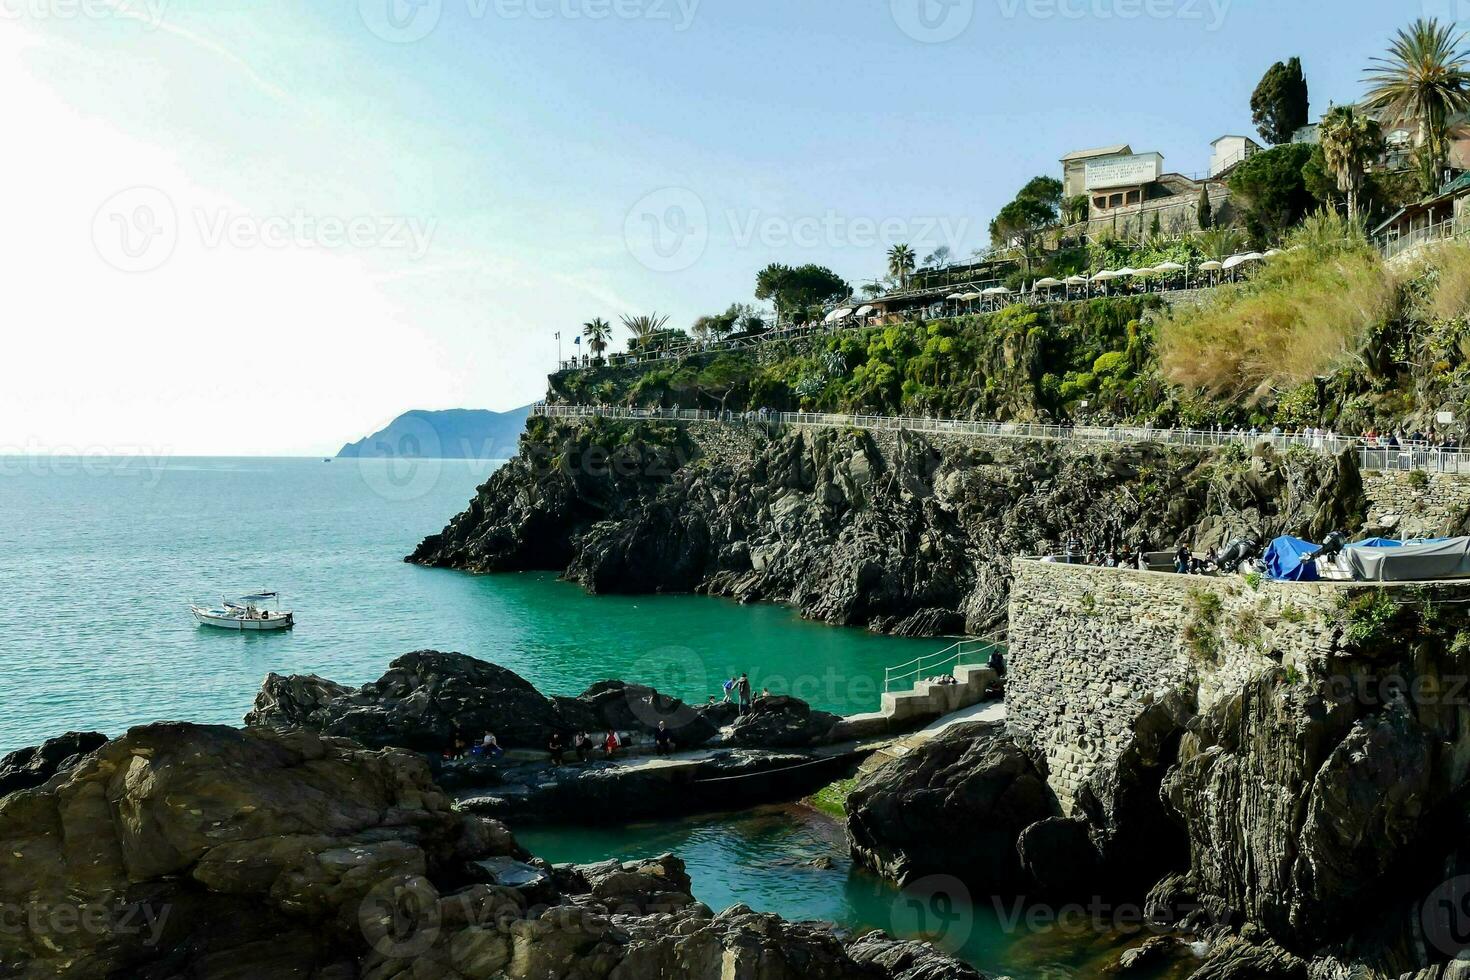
[555,331,562,368]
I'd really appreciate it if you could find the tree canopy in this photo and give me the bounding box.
[989,176,1063,271]
[1251,57,1310,145]
[755,263,851,321]
[1227,143,1317,242]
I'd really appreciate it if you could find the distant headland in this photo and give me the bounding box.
[336,406,532,460]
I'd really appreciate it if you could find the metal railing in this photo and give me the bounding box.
[883,634,1003,694]
[1378,217,1468,260]
[532,404,1467,474]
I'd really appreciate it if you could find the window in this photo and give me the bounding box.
[1126,190,1141,206]
[1094,196,1108,210]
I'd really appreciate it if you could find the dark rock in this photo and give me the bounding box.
[1,722,979,980]
[721,695,842,748]
[248,652,731,756]
[246,650,563,751]
[847,929,991,979]
[1016,816,1100,895]
[0,722,520,977]
[555,679,718,748]
[846,721,1056,889]
[1114,935,1186,973]
[1188,933,1307,979]
[0,731,107,797]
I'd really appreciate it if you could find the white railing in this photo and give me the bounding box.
[531,404,1467,475]
[884,634,1002,693]
[1378,218,1466,260]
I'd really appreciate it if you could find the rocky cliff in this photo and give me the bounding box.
[0,721,987,980]
[410,418,1364,635]
[845,567,1470,979]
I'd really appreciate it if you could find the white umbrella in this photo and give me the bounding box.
[1221,255,1251,270]
[1242,251,1266,261]
[1198,260,1224,272]
[945,293,966,301]
[1153,262,1186,273]
[825,307,855,323]
[854,305,873,317]
[960,292,983,302]
[1064,275,1090,285]
[1091,270,1120,281]
[1034,277,1063,288]
[1263,249,1283,257]
[983,286,1012,296]
[1116,267,1143,277]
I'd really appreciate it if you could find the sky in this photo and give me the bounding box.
[0,0,1446,455]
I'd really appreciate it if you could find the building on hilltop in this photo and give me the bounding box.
[1057,143,1232,241]
[1209,135,1262,178]
[1060,144,1133,198]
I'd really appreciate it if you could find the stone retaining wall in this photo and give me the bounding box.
[1363,470,1470,538]
[1005,558,1470,811]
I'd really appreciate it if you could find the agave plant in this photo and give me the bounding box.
[1364,18,1470,185]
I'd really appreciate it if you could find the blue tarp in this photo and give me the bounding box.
[1263,536,1321,582]
[1347,537,1404,549]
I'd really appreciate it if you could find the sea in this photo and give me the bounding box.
[0,454,1186,979]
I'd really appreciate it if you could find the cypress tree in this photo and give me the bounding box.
[1197,187,1214,230]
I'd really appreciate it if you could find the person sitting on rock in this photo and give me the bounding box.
[481,733,504,759]
[547,731,566,767]
[573,732,592,764]
[653,721,675,756]
[603,729,620,759]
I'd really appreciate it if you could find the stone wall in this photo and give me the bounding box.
[1363,470,1470,538]
[1005,558,1470,810]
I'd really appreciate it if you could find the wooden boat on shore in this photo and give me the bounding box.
[190,592,295,631]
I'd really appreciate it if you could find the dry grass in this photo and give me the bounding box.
[1415,240,1470,322]
[1158,216,1397,402]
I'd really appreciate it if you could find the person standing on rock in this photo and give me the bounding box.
[547,731,566,767]
[736,673,753,716]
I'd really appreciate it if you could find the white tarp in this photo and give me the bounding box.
[1345,537,1470,582]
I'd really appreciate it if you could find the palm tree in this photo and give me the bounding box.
[620,313,671,353]
[1198,227,1244,262]
[1364,18,1470,188]
[582,317,611,364]
[1318,106,1386,224]
[887,244,916,291]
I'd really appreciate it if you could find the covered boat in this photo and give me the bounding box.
[1343,537,1470,582]
[1263,536,1322,582]
[190,592,295,631]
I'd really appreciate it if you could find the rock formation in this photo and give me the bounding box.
[845,721,1055,890]
[409,419,1364,635]
[0,730,107,796]
[0,721,986,980]
[247,650,718,752]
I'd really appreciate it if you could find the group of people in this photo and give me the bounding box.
[445,722,683,769]
[711,672,766,716]
[1044,542,1151,571]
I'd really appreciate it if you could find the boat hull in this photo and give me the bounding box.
[191,608,294,631]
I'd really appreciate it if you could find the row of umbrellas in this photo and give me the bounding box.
[824,250,1287,323]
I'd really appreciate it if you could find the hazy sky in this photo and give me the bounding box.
[0,0,1438,454]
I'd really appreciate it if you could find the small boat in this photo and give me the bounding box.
[190,592,295,631]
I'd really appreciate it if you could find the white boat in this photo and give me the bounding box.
[190,592,295,631]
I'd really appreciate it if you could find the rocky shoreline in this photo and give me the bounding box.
[0,720,986,979]
[407,418,1362,635]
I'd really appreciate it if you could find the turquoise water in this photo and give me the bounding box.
[518,807,1196,980]
[0,456,936,755]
